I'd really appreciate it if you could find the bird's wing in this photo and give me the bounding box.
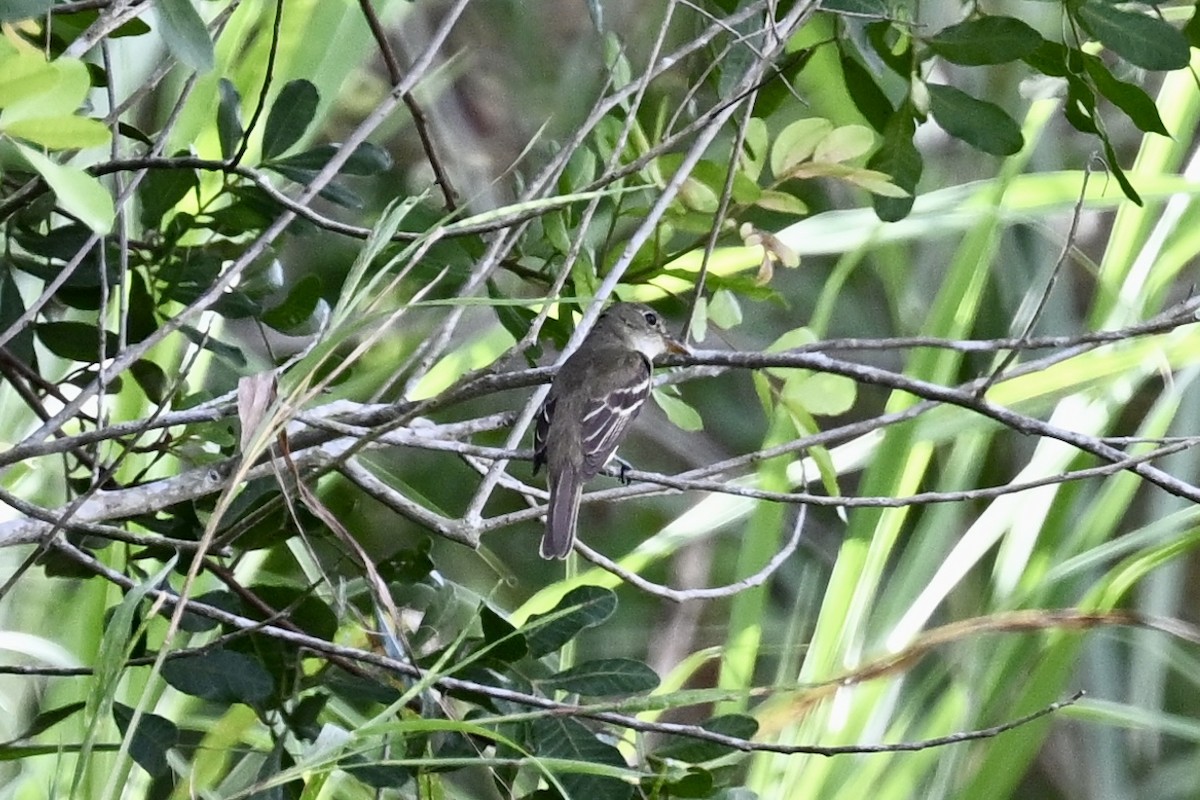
[579,357,651,476]
[532,390,556,475]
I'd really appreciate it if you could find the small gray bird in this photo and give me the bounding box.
[532,303,689,559]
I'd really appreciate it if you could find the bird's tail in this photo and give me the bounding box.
[541,468,582,559]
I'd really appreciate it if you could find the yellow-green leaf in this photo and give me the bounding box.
[771,118,832,177]
[15,143,114,234]
[813,124,875,163]
[708,288,742,329]
[3,115,110,149]
[0,56,90,124]
[654,391,704,431]
[754,189,808,215]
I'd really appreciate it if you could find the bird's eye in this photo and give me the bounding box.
[643,310,659,326]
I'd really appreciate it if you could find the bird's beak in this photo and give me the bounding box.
[664,335,691,356]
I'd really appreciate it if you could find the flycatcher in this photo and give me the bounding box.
[532,303,689,559]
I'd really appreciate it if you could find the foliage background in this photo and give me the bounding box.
[2,0,1200,798]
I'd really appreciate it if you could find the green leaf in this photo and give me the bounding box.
[480,604,528,663]
[754,189,808,215]
[1022,39,1078,78]
[782,371,857,417]
[839,53,893,131]
[813,124,874,163]
[10,701,85,741]
[112,702,179,777]
[262,274,323,332]
[179,325,249,368]
[36,322,118,365]
[653,714,759,762]
[1075,2,1190,71]
[708,288,742,329]
[1186,3,1200,49]
[927,84,1024,156]
[868,110,921,221]
[216,79,242,160]
[1082,55,1168,136]
[130,359,170,403]
[654,390,704,431]
[532,716,632,800]
[160,648,274,705]
[261,79,318,160]
[543,658,660,696]
[0,50,59,108]
[1100,134,1143,206]
[14,143,114,233]
[771,118,833,177]
[155,0,215,73]
[266,141,393,175]
[866,19,913,76]
[2,115,110,149]
[523,585,617,658]
[266,163,364,208]
[139,161,199,227]
[927,16,1043,66]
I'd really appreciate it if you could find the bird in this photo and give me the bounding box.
[532,302,689,559]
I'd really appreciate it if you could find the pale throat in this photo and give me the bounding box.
[622,328,668,360]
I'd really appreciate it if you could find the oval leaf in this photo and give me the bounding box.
[1076,3,1190,71]
[927,84,1023,156]
[928,16,1043,66]
[112,702,179,777]
[813,124,875,163]
[522,585,617,658]
[261,79,318,160]
[1082,54,1168,136]
[216,79,242,160]
[15,144,114,233]
[2,115,110,150]
[155,0,214,73]
[653,714,760,763]
[160,648,274,704]
[544,658,660,696]
[653,390,704,431]
[771,117,833,177]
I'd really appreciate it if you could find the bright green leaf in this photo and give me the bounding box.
[0,51,59,109]
[14,143,114,234]
[2,115,110,149]
[839,166,910,197]
[813,124,875,163]
[654,390,704,431]
[754,189,808,215]
[784,371,857,417]
[708,288,742,329]
[771,117,833,177]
